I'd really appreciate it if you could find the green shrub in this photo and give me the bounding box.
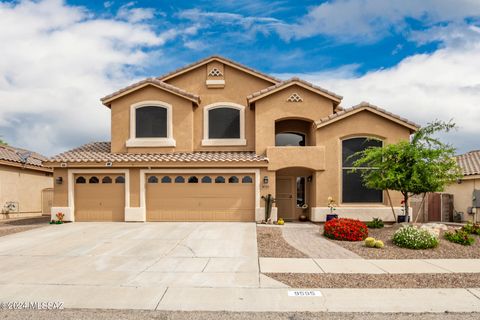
[366,218,384,229]
[365,237,376,247]
[374,240,384,248]
[461,222,480,235]
[392,225,439,249]
[444,230,475,246]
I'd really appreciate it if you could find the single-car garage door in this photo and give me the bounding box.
[74,174,125,221]
[146,174,255,222]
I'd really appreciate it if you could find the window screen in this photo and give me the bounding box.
[136,106,167,138]
[208,107,240,139]
[342,137,382,203]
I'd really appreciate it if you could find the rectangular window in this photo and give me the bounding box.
[136,106,167,138]
[208,108,240,139]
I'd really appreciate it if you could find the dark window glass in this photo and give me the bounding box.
[242,176,253,183]
[342,137,382,167]
[115,176,125,184]
[161,176,172,183]
[296,177,306,207]
[201,176,212,183]
[102,176,112,184]
[208,107,240,139]
[89,176,99,184]
[175,176,185,183]
[136,106,167,138]
[188,176,198,183]
[228,176,239,183]
[342,137,382,203]
[76,176,86,184]
[148,176,158,183]
[275,132,305,146]
[215,176,225,183]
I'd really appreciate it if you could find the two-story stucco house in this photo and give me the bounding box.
[46,56,419,223]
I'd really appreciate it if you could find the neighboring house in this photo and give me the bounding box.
[0,144,53,219]
[46,56,419,223]
[444,150,480,222]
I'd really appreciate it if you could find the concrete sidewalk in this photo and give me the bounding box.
[260,258,480,274]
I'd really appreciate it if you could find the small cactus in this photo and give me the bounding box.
[374,240,384,248]
[365,237,376,247]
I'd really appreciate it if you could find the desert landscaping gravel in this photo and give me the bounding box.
[0,216,50,237]
[267,273,480,288]
[1,310,479,320]
[257,226,308,258]
[327,225,480,259]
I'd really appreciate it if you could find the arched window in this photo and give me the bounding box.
[242,176,253,183]
[175,176,185,183]
[342,137,383,203]
[115,176,125,184]
[102,176,112,184]
[188,176,198,183]
[215,176,225,183]
[135,106,168,138]
[228,176,239,183]
[89,176,99,184]
[161,176,172,183]
[201,176,212,183]
[275,132,305,146]
[147,176,158,183]
[202,103,246,146]
[76,176,86,184]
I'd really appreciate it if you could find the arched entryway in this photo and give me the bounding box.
[276,167,315,221]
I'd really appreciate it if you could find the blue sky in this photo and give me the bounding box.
[1,0,480,156]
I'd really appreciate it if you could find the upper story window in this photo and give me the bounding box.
[342,137,383,203]
[126,101,175,148]
[275,132,305,146]
[202,102,246,146]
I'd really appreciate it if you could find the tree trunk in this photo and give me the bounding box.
[404,194,410,222]
[414,193,427,223]
[386,189,397,222]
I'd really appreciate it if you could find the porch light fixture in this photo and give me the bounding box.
[55,177,63,185]
[263,176,269,185]
[307,175,313,182]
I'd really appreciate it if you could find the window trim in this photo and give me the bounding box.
[126,101,176,147]
[202,102,246,146]
[340,136,384,205]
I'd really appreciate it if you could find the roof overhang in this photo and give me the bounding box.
[0,159,52,173]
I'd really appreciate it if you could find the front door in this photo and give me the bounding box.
[276,176,295,220]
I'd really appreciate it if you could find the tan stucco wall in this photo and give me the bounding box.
[52,168,68,207]
[445,177,479,222]
[110,85,194,153]
[315,110,411,208]
[0,164,53,215]
[129,168,140,207]
[255,85,334,155]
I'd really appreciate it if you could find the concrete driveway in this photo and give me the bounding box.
[0,222,263,306]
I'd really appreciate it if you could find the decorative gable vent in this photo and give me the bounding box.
[287,93,303,102]
[208,68,223,77]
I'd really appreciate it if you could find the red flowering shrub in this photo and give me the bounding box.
[323,218,368,241]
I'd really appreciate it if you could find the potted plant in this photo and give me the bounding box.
[326,196,338,221]
[397,200,410,223]
[299,204,309,221]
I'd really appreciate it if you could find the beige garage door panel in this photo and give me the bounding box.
[146,174,255,222]
[74,174,125,222]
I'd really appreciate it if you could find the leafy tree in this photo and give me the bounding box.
[351,120,462,221]
[0,137,6,145]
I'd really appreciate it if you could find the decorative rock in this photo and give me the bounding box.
[420,223,448,237]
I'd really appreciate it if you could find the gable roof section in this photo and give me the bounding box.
[456,150,480,177]
[0,144,51,172]
[101,78,200,107]
[47,142,268,165]
[246,77,343,105]
[158,55,280,85]
[315,102,420,132]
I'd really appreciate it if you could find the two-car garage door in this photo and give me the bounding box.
[146,174,255,222]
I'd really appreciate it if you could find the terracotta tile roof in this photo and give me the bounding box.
[456,150,480,176]
[100,78,200,106]
[315,101,420,130]
[48,142,268,164]
[0,144,49,168]
[158,55,281,84]
[246,77,343,103]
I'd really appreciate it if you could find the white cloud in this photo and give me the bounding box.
[0,0,173,156]
[278,36,480,153]
[275,0,480,42]
[117,2,155,23]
